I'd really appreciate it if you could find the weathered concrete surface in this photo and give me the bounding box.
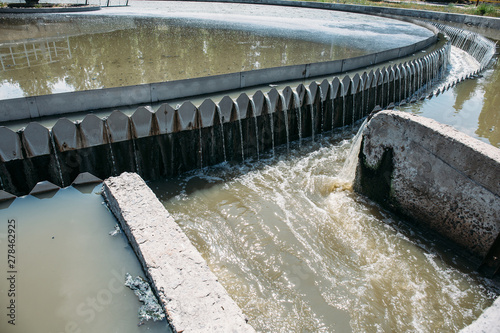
[354,111,500,259]
[460,296,500,333]
[103,172,255,333]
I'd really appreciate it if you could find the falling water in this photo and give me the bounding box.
[216,105,227,162]
[49,134,65,187]
[418,60,423,94]
[277,93,290,153]
[104,122,118,175]
[293,91,302,145]
[199,128,203,168]
[249,99,260,160]
[264,95,276,157]
[283,107,290,153]
[304,88,315,141]
[351,83,356,129]
[398,67,403,103]
[359,77,365,119]
[132,139,141,175]
[331,93,336,135]
[386,73,390,106]
[108,143,118,175]
[403,65,408,101]
[319,89,325,135]
[340,81,346,128]
[419,59,423,93]
[392,71,396,104]
[234,103,246,162]
[337,119,368,183]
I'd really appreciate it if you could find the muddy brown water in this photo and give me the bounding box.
[151,129,499,333]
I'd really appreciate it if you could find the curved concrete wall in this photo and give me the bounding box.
[0,36,453,197]
[0,22,495,199]
[0,20,439,123]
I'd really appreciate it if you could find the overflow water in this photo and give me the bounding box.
[0,186,171,333]
[402,46,499,147]
[151,127,498,332]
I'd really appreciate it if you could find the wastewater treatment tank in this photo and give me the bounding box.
[0,1,499,332]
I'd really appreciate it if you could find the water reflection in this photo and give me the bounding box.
[0,37,72,71]
[477,58,500,146]
[401,55,500,147]
[0,17,369,99]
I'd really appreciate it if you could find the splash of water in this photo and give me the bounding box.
[155,130,496,333]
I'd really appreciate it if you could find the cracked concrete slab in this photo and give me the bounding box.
[103,172,255,333]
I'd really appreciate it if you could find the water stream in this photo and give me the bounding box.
[151,126,498,332]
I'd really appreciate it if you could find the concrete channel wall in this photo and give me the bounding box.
[354,111,500,264]
[103,172,255,333]
[0,21,439,122]
[0,22,496,198]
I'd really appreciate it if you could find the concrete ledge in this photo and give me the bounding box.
[103,172,255,333]
[460,296,500,333]
[354,111,500,260]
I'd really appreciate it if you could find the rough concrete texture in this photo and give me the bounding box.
[355,110,500,259]
[103,172,255,333]
[460,296,500,333]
